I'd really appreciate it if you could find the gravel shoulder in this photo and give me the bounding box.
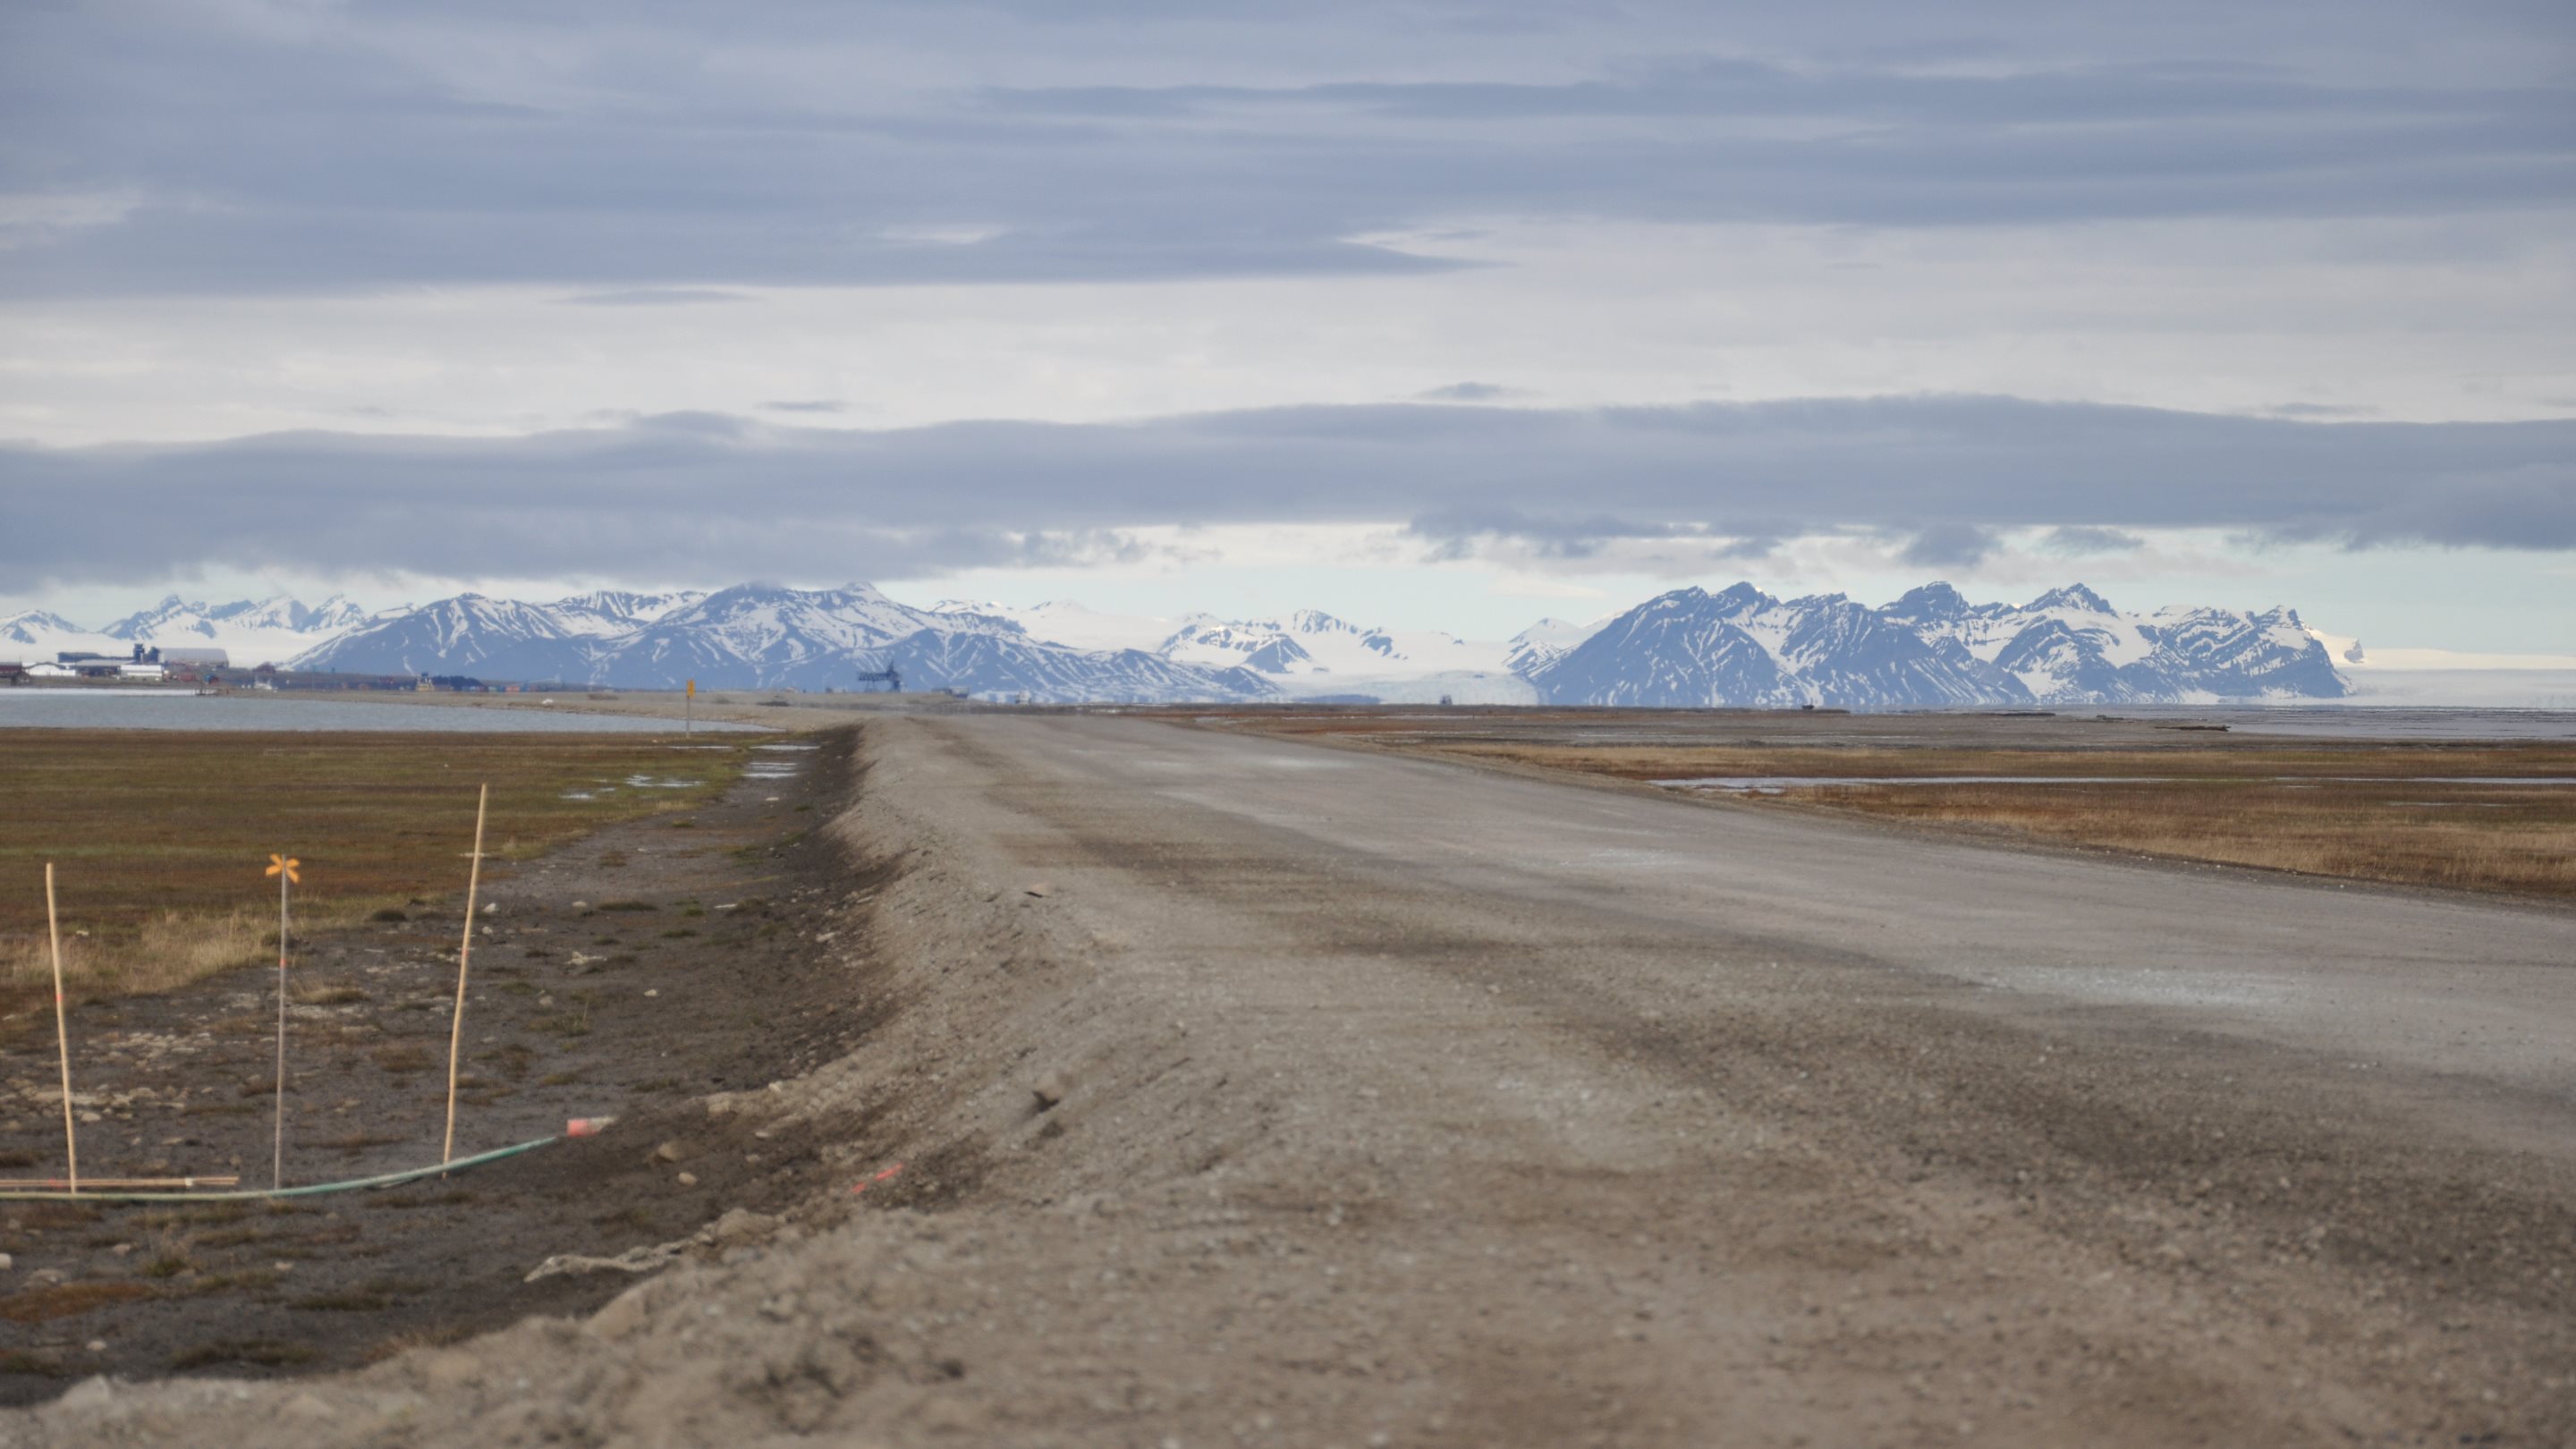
[8,713,2573,1447]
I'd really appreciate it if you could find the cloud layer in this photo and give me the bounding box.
[4,397,2564,587]
[3,2,2568,296]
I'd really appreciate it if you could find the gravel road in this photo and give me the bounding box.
[12,714,2574,1447]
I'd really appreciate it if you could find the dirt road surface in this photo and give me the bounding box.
[11,714,2576,1447]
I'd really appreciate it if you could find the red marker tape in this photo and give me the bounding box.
[565,1116,617,1138]
[851,1162,905,1195]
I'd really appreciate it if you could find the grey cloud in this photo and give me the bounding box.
[1415,383,1530,402]
[2041,525,2148,553]
[1,3,2566,296]
[4,396,2567,588]
[557,289,754,307]
[2266,402,2382,419]
[761,400,848,414]
[1899,523,2002,567]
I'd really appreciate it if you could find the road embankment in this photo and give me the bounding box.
[12,713,2575,1447]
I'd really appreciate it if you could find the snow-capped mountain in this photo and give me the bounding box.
[104,594,372,642]
[932,599,1530,701]
[1502,617,1607,677]
[543,589,708,638]
[1529,582,2347,708]
[864,629,1278,705]
[1157,608,1508,682]
[290,582,1278,701]
[0,609,91,651]
[1,594,377,666]
[929,599,1170,653]
[290,595,597,682]
[8,578,2349,708]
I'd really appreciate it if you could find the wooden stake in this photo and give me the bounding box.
[442,784,490,1165]
[44,863,78,1197]
[0,1175,241,1191]
[274,860,289,1190]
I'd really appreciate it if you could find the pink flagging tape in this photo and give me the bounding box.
[565,1116,618,1138]
[852,1163,906,1196]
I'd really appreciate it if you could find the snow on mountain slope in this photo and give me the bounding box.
[1503,616,1608,676]
[936,598,1521,697]
[0,610,113,660]
[16,579,2353,707]
[2142,605,2346,699]
[1530,582,2347,708]
[588,583,1012,689]
[1531,587,1807,708]
[291,595,594,681]
[1161,609,1508,680]
[545,589,708,638]
[273,581,1272,698]
[0,595,378,666]
[861,629,1279,704]
[929,599,1174,653]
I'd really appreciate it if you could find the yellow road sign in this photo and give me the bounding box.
[264,853,301,885]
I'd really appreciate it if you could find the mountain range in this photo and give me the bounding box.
[2,580,2348,707]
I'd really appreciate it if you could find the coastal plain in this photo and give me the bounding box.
[3,700,2572,1446]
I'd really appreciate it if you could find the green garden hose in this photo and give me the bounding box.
[0,1134,558,1204]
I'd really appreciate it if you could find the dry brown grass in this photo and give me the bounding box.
[0,907,273,1008]
[1770,777,2576,897]
[0,1279,157,1323]
[1301,728,2576,900]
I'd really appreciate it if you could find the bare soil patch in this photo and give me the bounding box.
[0,730,869,1400]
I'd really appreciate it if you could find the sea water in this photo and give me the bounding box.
[0,691,762,733]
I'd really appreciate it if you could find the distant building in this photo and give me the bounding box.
[159,647,229,667]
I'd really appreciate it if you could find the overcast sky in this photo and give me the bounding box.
[3,1,2571,648]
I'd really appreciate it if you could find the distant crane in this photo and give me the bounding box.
[853,665,902,693]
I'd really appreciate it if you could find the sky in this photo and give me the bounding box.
[2,0,2571,649]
